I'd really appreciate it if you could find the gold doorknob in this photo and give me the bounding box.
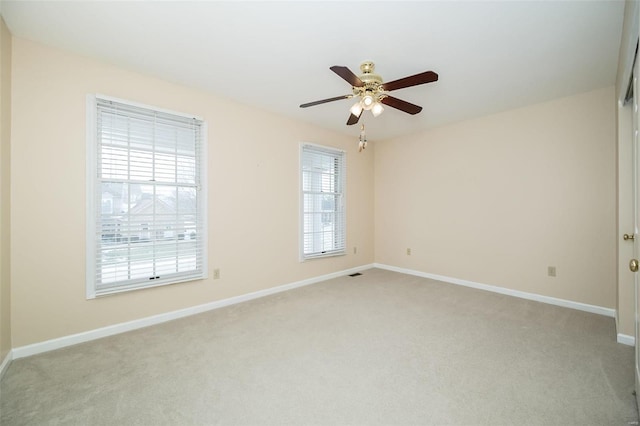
[630,259,639,272]
[625,234,636,241]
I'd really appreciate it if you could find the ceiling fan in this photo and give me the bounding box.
[300,61,438,125]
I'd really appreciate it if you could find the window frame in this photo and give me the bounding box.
[299,142,346,261]
[86,94,208,298]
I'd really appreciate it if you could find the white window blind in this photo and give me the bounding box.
[86,95,207,298]
[300,143,346,259]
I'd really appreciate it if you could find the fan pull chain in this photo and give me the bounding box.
[359,124,367,152]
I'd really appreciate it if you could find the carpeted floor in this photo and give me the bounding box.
[1,268,638,425]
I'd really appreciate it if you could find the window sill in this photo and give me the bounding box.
[301,251,346,262]
[88,273,206,299]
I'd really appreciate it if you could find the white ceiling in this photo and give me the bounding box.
[0,1,626,141]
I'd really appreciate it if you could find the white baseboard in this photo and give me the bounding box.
[9,263,627,359]
[12,263,375,360]
[0,350,12,381]
[374,263,616,318]
[618,333,635,346]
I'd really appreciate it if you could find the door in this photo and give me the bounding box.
[633,53,640,410]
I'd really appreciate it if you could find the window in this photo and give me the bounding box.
[86,95,207,298]
[300,143,346,259]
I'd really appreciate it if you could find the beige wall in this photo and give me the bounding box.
[10,38,374,347]
[375,87,617,309]
[4,36,624,349]
[0,17,11,361]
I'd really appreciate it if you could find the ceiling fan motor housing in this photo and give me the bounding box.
[359,61,383,84]
[354,61,385,101]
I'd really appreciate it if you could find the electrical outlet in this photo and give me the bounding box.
[407,248,412,255]
[213,268,220,280]
[353,246,357,254]
[548,266,556,277]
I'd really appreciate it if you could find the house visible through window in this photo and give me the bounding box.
[300,143,346,259]
[86,95,207,298]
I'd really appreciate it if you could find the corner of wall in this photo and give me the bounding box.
[0,14,13,367]
[0,348,12,380]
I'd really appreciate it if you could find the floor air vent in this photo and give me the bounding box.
[349,272,362,277]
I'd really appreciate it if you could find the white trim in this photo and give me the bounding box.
[619,2,639,103]
[12,264,374,360]
[373,263,616,318]
[0,350,12,381]
[299,142,347,261]
[300,141,346,156]
[613,312,635,347]
[11,263,625,360]
[200,122,209,281]
[94,93,203,121]
[618,333,635,346]
[86,94,207,298]
[86,94,97,299]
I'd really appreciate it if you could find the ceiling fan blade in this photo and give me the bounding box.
[381,71,438,92]
[300,95,352,108]
[346,110,362,125]
[330,66,365,87]
[380,96,423,115]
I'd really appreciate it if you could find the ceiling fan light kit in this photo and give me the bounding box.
[349,102,363,116]
[300,61,438,126]
[371,102,384,117]
[362,95,374,109]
